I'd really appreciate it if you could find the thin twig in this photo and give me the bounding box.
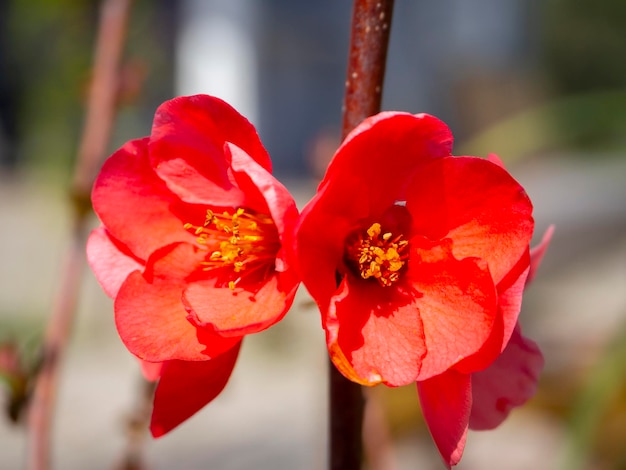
[330,1,394,470]
[26,1,133,469]
[72,0,134,205]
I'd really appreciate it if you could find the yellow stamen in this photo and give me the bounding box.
[345,222,409,287]
[185,208,279,289]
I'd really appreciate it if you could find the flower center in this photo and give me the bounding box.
[184,208,280,289]
[345,222,409,287]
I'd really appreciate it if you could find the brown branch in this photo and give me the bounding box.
[114,379,156,470]
[363,389,396,470]
[329,363,366,470]
[341,0,394,139]
[26,1,133,469]
[330,1,394,470]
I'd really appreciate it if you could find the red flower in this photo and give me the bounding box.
[87,95,299,436]
[295,112,548,467]
[467,224,552,431]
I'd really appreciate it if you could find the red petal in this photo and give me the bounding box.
[486,153,505,168]
[469,325,543,430]
[139,360,163,381]
[495,251,530,349]
[149,95,270,206]
[91,138,194,261]
[410,238,498,380]
[150,342,241,437]
[114,243,239,362]
[226,142,300,272]
[417,370,472,468]
[527,225,554,285]
[407,156,534,284]
[327,276,427,386]
[321,112,453,217]
[86,227,144,298]
[295,181,370,312]
[183,272,298,337]
[453,250,530,374]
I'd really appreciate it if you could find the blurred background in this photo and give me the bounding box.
[1,0,625,469]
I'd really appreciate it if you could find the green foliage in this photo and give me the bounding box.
[460,90,626,162]
[563,320,626,470]
[5,0,173,176]
[7,0,95,173]
[541,0,626,93]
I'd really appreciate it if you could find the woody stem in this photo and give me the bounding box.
[330,1,394,469]
[26,1,132,469]
[341,0,394,137]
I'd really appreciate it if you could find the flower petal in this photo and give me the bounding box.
[114,243,239,362]
[227,142,296,235]
[226,142,300,272]
[495,250,531,349]
[453,249,530,374]
[295,180,370,312]
[327,276,427,386]
[150,342,241,438]
[320,112,453,217]
[183,273,298,337]
[139,360,163,382]
[417,370,472,469]
[86,227,144,298]
[410,238,498,380]
[149,95,270,206]
[407,156,534,284]
[91,138,194,261]
[469,325,543,430]
[527,224,555,285]
[486,153,505,168]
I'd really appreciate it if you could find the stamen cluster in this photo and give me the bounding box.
[346,222,409,287]
[184,208,279,288]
